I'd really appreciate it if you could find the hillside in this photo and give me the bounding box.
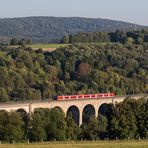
[0,43,147,102]
[0,17,146,43]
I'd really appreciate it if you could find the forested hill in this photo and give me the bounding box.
[0,17,146,43]
[0,43,147,102]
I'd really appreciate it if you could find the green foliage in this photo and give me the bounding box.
[47,43,147,95]
[10,38,18,45]
[29,108,50,141]
[0,111,25,142]
[109,98,148,140]
[80,117,99,140]
[69,32,110,43]
[61,35,69,44]
[0,42,147,101]
[0,88,9,102]
[98,114,108,138]
[47,108,66,141]
[66,114,80,140]
[10,38,32,46]
[61,29,148,45]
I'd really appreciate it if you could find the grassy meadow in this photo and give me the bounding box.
[27,43,68,51]
[28,43,67,48]
[0,141,148,148]
[8,43,68,52]
[8,42,109,52]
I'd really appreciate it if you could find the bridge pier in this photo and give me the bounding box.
[29,103,33,117]
[94,105,99,119]
[79,109,83,126]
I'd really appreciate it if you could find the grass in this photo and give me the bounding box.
[27,43,68,52]
[28,43,68,49]
[0,140,148,148]
[8,43,68,52]
[7,42,108,52]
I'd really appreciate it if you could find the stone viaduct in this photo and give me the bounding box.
[0,94,147,125]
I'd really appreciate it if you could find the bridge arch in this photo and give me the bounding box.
[52,106,66,116]
[67,105,80,125]
[52,106,64,113]
[14,106,29,114]
[16,108,28,116]
[98,103,108,116]
[98,103,110,117]
[82,104,95,123]
[16,108,28,130]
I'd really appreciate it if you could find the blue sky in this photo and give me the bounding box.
[0,0,147,25]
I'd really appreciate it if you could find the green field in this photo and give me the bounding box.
[8,43,108,52]
[8,43,68,52]
[0,141,148,148]
[28,43,68,49]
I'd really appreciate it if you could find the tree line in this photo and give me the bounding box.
[0,97,147,142]
[0,42,147,102]
[61,29,148,44]
[10,38,32,46]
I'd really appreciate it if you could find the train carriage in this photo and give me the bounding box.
[57,93,115,101]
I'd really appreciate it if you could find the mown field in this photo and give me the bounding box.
[0,141,148,148]
[28,42,109,51]
[27,43,68,51]
[9,43,108,52]
[8,43,68,52]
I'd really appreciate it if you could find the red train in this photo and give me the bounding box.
[57,93,115,101]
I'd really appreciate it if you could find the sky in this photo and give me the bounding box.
[0,0,147,25]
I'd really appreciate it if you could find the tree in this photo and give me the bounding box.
[17,109,29,138]
[29,108,50,141]
[135,99,148,138]
[110,30,126,43]
[77,63,92,80]
[26,39,32,45]
[61,35,69,44]
[80,117,99,140]
[0,88,9,102]
[18,39,26,47]
[136,37,143,44]
[0,110,8,140]
[66,114,80,140]
[2,111,25,142]
[10,38,18,45]
[124,37,134,45]
[110,98,138,139]
[29,113,47,141]
[98,114,108,139]
[47,108,66,141]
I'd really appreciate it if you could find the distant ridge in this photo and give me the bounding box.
[0,16,146,43]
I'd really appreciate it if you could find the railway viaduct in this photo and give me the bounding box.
[0,94,147,125]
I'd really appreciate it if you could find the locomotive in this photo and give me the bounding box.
[57,93,115,101]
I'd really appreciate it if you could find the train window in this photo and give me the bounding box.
[97,94,103,97]
[65,96,69,99]
[111,93,115,96]
[70,96,76,99]
[84,95,90,98]
[104,94,108,97]
[78,96,82,98]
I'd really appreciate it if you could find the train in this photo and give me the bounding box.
[57,93,115,101]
